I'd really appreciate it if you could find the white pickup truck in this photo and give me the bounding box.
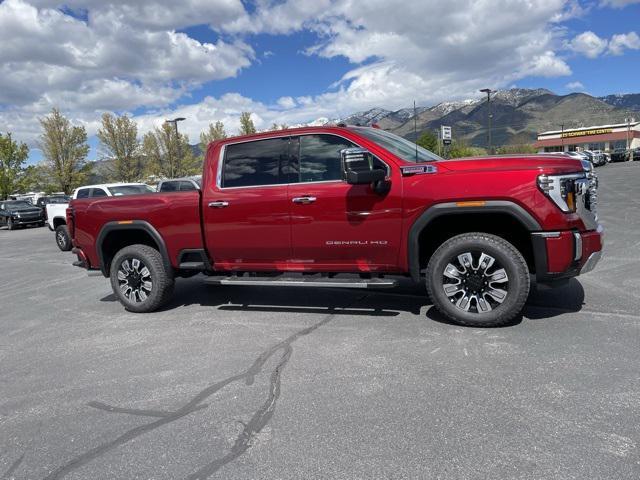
[47,183,155,251]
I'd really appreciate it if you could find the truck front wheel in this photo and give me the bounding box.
[110,244,174,313]
[426,233,530,327]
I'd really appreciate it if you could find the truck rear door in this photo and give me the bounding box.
[202,136,292,270]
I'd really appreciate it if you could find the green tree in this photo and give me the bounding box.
[239,112,256,135]
[200,121,227,153]
[269,122,280,131]
[39,108,91,193]
[416,131,438,153]
[0,132,29,199]
[447,140,487,159]
[496,144,537,155]
[97,113,142,182]
[142,123,199,179]
[16,164,52,194]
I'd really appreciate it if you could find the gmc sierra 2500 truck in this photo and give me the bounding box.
[68,126,603,327]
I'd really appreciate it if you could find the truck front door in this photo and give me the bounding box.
[203,137,292,270]
[287,134,403,272]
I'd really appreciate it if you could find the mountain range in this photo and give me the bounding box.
[338,89,640,147]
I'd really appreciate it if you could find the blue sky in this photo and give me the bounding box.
[0,0,639,164]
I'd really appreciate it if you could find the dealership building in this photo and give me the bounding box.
[535,121,640,153]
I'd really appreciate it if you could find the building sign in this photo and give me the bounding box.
[561,128,613,139]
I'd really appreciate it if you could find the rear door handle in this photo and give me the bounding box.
[208,201,229,208]
[292,196,317,204]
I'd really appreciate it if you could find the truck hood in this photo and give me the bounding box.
[436,154,586,175]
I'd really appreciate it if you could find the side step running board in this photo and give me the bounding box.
[204,276,398,289]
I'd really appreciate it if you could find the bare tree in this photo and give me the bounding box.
[97,113,142,182]
[38,108,90,194]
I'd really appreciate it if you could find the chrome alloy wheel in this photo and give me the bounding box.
[117,258,153,303]
[442,252,509,313]
[56,230,65,246]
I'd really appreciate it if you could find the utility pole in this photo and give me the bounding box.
[164,117,186,178]
[480,88,496,154]
[560,124,564,151]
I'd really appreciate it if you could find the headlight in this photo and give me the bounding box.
[538,173,586,213]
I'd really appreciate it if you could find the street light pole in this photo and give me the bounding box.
[164,117,186,178]
[480,89,496,154]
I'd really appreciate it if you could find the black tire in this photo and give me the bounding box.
[110,244,174,313]
[7,218,15,230]
[55,225,72,251]
[426,233,530,327]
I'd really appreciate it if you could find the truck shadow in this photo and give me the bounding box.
[101,275,586,326]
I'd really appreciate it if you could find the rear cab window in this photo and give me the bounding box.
[76,188,90,199]
[221,137,289,188]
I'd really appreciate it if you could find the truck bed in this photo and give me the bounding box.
[71,191,203,269]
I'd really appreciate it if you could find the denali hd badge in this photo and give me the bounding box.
[401,165,437,176]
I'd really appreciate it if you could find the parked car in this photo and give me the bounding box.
[47,183,155,251]
[611,148,628,162]
[629,148,640,161]
[156,176,201,192]
[590,150,608,166]
[36,195,71,225]
[68,126,603,328]
[583,150,606,167]
[0,200,45,230]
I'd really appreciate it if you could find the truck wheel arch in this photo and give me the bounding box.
[407,201,541,282]
[52,217,67,229]
[96,221,171,277]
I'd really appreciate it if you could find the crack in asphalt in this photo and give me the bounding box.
[42,296,365,480]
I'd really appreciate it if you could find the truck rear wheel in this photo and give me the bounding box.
[426,233,530,327]
[110,244,174,313]
[55,225,72,251]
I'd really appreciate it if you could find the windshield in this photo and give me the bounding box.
[107,185,155,196]
[352,127,442,163]
[5,201,34,209]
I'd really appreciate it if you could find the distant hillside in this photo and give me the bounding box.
[338,88,640,148]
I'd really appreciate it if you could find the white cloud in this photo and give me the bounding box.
[565,81,585,90]
[0,0,253,144]
[568,31,609,58]
[608,31,640,55]
[2,0,630,152]
[599,0,640,7]
[567,29,640,58]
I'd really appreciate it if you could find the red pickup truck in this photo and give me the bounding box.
[68,126,603,327]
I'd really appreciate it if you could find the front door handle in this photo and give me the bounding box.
[292,196,317,204]
[208,201,229,208]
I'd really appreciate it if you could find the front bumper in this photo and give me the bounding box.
[532,224,604,283]
[12,216,43,225]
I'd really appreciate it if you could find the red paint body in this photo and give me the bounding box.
[69,126,602,278]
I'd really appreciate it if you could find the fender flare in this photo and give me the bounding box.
[407,201,541,282]
[96,220,171,277]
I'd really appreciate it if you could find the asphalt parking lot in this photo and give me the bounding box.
[1,162,639,479]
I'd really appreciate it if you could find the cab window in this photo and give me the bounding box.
[76,188,90,199]
[222,137,289,188]
[91,188,108,197]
